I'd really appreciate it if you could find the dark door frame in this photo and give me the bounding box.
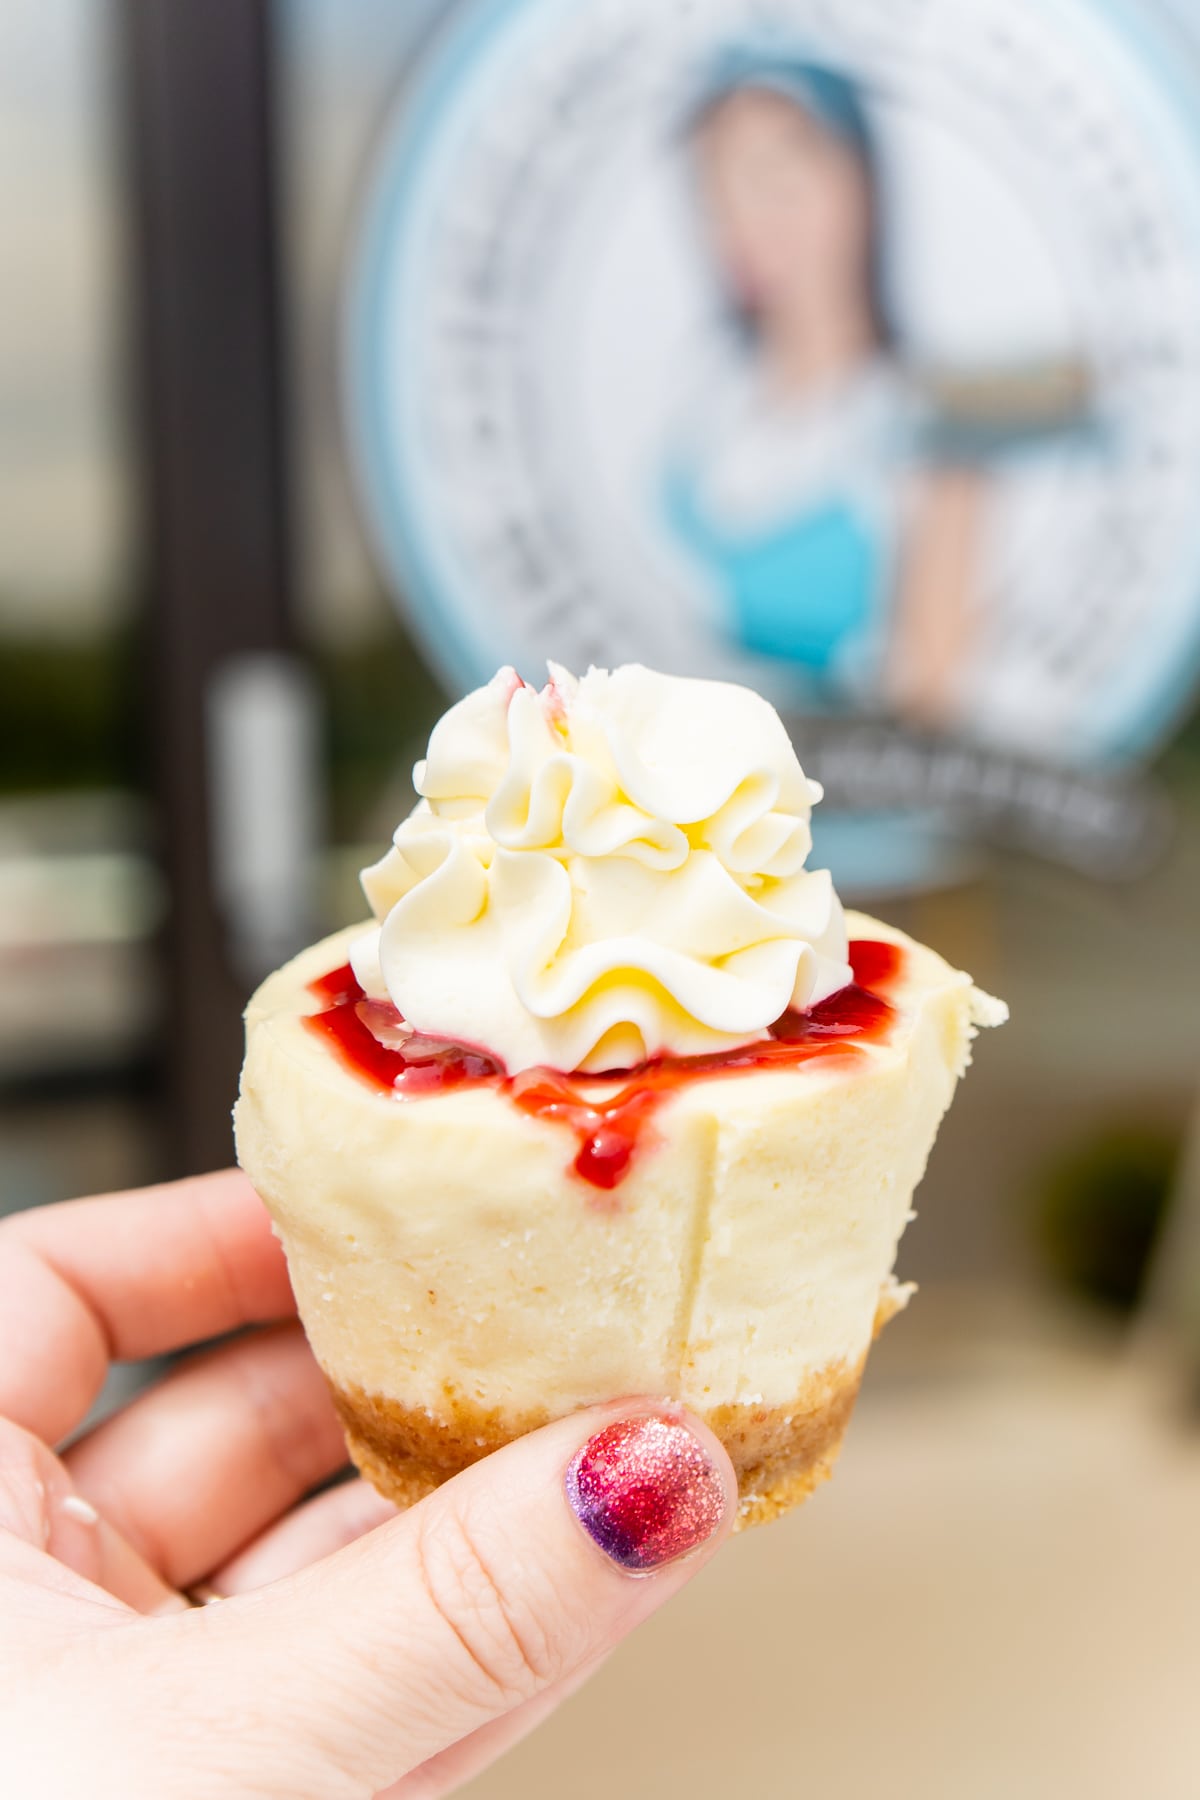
[122,0,297,1175]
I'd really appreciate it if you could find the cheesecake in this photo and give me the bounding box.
[235,664,1004,1525]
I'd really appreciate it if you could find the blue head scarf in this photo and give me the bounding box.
[684,48,893,347]
[691,48,874,157]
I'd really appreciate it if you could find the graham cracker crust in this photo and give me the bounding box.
[329,1353,868,1530]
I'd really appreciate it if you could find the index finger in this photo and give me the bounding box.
[0,1171,294,1444]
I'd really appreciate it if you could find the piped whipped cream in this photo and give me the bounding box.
[351,664,852,1074]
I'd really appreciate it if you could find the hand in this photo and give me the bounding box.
[0,1172,735,1797]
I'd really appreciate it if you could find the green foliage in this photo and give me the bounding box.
[0,619,447,837]
[314,631,448,839]
[1033,1124,1181,1313]
[0,629,142,795]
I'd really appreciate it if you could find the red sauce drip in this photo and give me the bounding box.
[305,941,902,1195]
[848,938,902,992]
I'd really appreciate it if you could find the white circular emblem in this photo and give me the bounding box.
[347,0,1200,770]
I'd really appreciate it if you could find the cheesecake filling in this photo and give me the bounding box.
[236,910,1006,1516]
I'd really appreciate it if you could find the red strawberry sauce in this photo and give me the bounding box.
[305,941,902,1194]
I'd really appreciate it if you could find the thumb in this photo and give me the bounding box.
[167,1403,735,1796]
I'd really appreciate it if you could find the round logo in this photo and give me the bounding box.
[347,0,1200,775]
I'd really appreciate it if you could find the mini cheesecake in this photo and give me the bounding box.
[235,909,1002,1526]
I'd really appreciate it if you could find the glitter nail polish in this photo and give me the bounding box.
[565,1414,727,1574]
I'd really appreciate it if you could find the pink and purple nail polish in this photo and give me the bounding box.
[565,1414,727,1574]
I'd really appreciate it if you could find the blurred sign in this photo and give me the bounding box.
[346,0,1200,879]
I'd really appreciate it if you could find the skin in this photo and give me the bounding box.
[694,87,984,729]
[888,465,986,732]
[0,1171,736,1798]
[694,88,880,391]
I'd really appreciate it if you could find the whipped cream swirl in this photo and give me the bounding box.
[351,664,852,1074]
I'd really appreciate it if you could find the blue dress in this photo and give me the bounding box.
[664,467,884,675]
[660,361,907,688]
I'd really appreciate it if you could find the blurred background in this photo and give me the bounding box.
[1,2,1198,1794]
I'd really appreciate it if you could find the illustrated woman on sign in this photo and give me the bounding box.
[664,54,989,729]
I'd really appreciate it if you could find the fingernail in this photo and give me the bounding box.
[565,1413,726,1575]
[60,1494,99,1526]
